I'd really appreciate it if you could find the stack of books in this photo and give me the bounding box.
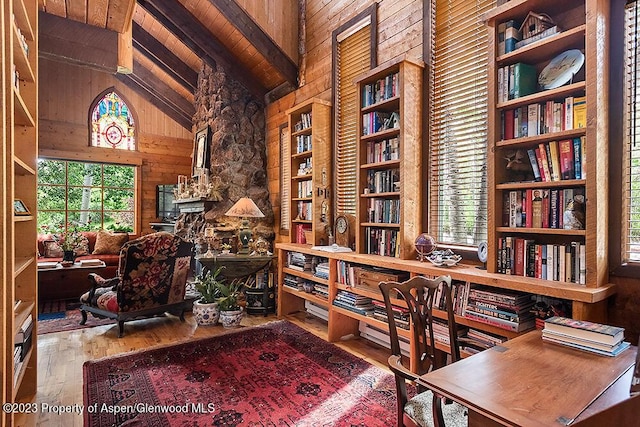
[463,285,536,332]
[287,252,313,272]
[332,290,374,316]
[542,316,630,357]
[79,259,104,267]
[371,300,410,330]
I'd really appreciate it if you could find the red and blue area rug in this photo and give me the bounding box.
[38,299,113,334]
[83,320,399,426]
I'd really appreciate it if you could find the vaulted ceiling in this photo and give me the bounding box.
[38,0,299,130]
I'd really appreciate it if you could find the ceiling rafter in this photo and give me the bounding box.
[137,0,267,100]
[132,22,198,92]
[116,59,195,130]
[207,0,298,88]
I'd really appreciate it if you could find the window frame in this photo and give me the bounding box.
[426,0,493,252]
[610,0,640,277]
[37,158,139,235]
[331,4,378,222]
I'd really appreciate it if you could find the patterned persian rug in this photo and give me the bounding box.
[83,320,400,426]
[38,299,113,334]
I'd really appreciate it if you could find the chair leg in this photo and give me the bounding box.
[118,321,125,338]
[80,310,88,325]
[433,393,446,427]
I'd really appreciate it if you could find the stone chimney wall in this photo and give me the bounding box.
[175,63,274,247]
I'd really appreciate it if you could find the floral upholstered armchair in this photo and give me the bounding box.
[79,231,193,337]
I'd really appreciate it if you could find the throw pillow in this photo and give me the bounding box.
[92,231,129,255]
[43,240,64,258]
[74,234,90,256]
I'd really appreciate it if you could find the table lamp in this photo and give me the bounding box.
[225,197,265,254]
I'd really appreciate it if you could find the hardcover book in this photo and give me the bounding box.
[544,316,624,346]
[512,63,537,99]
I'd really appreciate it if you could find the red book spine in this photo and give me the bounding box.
[514,238,525,276]
[504,109,514,140]
[558,139,575,180]
[525,189,533,228]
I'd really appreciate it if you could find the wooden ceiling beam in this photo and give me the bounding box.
[132,22,198,92]
[39,11,119,73]
[137,0,267,100]
[130,59,194,120]
[116,72,193,130]
[207,0,298,88]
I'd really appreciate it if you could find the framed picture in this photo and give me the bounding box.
[14,199,30,216]
[192,125,211,175]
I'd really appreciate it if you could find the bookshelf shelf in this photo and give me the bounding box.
[486,0,610,293]
[2,0,39,416]
[355,58,424,259]
[287,99,332,246]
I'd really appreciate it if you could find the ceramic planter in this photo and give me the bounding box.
[219,308,244,328]
[192,300,220,326]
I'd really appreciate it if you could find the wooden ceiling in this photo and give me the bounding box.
[38,0,299,130]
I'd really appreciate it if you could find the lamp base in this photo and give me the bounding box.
[238,227,252,255]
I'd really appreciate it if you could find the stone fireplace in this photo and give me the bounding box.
[175,63,274,251]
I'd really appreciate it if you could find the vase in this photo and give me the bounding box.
[62,250,75,266]
[192,300,220,326]
[219,308,244,328]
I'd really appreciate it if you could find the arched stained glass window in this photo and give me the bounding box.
[90,91,136,150]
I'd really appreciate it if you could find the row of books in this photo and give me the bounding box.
[314,261,330,280]
[362,72,399,107]
[497,62,537,102]
[462,286,536,332]
[527,138,584,183]
[366,198,400,224]
[295,134,312,154]
[364,227,399,257]
[295,201,312,221]
[365,168,400,194]
[542,316,630,357]
[366,137,400,163]
[430,279,472,316]
[297,179,313,198]
[293,224,311,244]
[503,188,585,230]
[497,237,586,284]
[14,314,33,384]
[294,112,312,132]
[362,111,400,136]
[500,97,586,140]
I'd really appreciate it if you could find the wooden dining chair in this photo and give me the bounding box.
[379,275,487,427]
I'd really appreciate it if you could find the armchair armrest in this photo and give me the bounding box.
[86,273,120,302]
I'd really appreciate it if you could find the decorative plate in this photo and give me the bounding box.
[538,49,585,90]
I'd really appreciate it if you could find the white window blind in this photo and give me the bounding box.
[623,0,640,262]
[336,25,371,216]
[429,0,494,246]
[280,125,291,231]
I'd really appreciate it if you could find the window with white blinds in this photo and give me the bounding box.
[335,22,372,216]
[428,0,494,246]
[623,0,640,262]
[279,124,290,231]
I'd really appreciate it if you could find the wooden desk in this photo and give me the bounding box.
[417,330,636,426]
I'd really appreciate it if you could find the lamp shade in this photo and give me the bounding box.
[225,197,265,218]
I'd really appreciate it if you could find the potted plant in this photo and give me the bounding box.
[52,224,84,266]
[220,242,232,254]
[217,279,245,328]
[192,266,224,326]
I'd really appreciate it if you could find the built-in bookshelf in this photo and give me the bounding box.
[276,243,615,368]
[2,0,39,422]
[354,58,424,259]
[484,0,610,288]
[286,98,332,246]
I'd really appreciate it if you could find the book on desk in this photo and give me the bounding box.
[542,316,630,357]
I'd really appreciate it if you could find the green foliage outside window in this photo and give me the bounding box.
[37,159,135,234]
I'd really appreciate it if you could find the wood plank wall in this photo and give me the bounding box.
[38,58,193,235]
[265,0,425,242]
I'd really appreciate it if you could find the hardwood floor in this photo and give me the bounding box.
[35,311,391,426]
